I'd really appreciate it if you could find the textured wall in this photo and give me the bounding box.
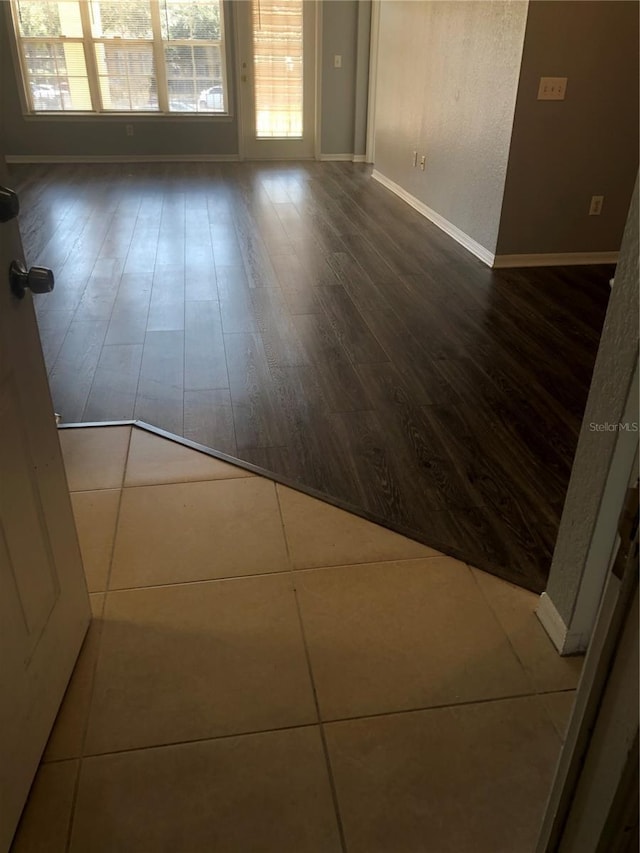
[374,0,528,253]
[545,177,639,625]
[497,1,639,255]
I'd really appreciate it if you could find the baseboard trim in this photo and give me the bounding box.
[536,592,587,655]
[5,153,240,164]
[319,153,366,163]
[8,152,371,166]
[536,593,568,653]
[371,169,495,267]
[492,251,619,268]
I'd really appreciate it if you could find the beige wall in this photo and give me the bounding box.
[496,1,639,255]
[374,0,528,254]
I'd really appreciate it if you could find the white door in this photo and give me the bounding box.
[236,0,316,159]
[0,160,90,850]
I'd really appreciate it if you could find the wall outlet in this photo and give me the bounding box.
[589,195,604,216]
[537,77,568,100]
[125,124,134,136]
[333,54,342,68]
[420,155,426,171]
[412,151,418,167]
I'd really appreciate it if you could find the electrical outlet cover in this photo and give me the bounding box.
[537,77,567,100]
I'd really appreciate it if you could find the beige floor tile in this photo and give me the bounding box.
[60,427,131,492]
[277,485,440,569]
[70,727,341,853]
[110,477,289,589]
[10,760,78,853]
[44,595,105,762]
[124,428,253,487]
[325,696,561,853]
[84,575,317,754]
[539,690,576,741]
[296,557,532,720]
[471,568,584,692]
[70,490,120,592]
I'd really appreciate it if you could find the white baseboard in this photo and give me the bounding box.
[536,592,568,653]
[536,592,588,656]
[493,251,619,268]
[371,169,495,267]
[319,153,367,163]
[5,153,239,164]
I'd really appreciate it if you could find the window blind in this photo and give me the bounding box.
[252,0,303,138]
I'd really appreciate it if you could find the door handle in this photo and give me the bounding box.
[0,186,20,223]
[9,260,54,300]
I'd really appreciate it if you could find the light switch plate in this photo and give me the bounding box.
[333,54,342,68]
[537,77,567,100]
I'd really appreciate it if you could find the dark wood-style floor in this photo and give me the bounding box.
[11,161,611,592]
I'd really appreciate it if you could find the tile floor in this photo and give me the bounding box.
[11,425,583,853]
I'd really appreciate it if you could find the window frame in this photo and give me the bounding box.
[7,0,233,119]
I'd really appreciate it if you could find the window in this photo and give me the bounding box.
[10,0,228,114]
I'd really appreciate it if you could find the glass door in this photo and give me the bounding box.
[236,0,316,159]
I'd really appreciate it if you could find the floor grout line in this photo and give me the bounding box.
[62,760,82,853]
[466,562,554,697]
[42,686,573,766]
[275,481,349,852]
[99,552,452,594]
[62,425,134,852]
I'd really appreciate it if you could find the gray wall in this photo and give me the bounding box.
[353,0,370,157]
[1,1,367,159]
[496,1,640,255]
[320,0,370,156]
[373,0,528,254]
[545,176,638,626]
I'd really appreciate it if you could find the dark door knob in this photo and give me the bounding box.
[9,260,54,300]
[0,186,20,223]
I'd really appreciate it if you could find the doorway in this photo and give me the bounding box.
[235,0,317,159]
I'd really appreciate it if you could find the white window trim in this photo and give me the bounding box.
[7,0,233,119]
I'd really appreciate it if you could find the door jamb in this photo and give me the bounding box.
[365,0,380,164]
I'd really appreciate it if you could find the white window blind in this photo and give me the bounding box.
[252,0,303,138]
[11,0,227,114]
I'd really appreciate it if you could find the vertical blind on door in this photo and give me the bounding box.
[252,0,303,138]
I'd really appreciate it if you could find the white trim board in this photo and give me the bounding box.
[314,0,322,162]
[536,592,569,653]
[365,0,380,164]
[5,154,240,164]
[493,252,619,268]
[536,591,589,655]
[319,154,366,162]
[371,169,495,267]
